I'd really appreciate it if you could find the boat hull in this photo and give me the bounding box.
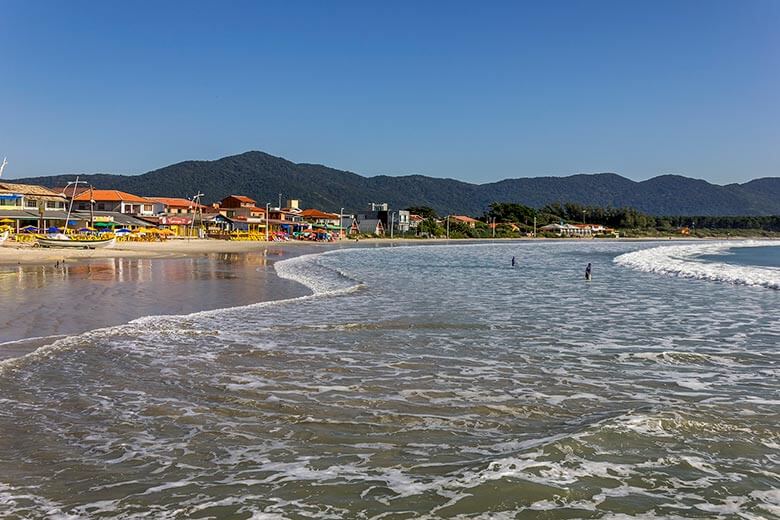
[37,237,116,249]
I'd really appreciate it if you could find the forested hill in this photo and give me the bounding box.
[13,151,780,216]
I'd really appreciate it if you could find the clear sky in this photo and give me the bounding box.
[1,0,778,184]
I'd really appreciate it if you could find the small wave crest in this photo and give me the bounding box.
[613,241,780,289]
[274,252,361,296]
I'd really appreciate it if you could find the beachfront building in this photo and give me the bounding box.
[395,210,411,233]
[409,214,424,232]
[152,197,206,215]
[452,215,479,229]
[72,190,156,216]
[540,223,613,237]
[540,223,584,236]
[299,208,343,239]
[300,209,340,227]
[146,197,211,237]
[73,211,155,231]
[0,181,70,232]
[355,204,387,235]
[217,195,267,233]
[354,202,409,236]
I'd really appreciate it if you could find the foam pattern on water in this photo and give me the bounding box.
[614,240,780,289]
[0,241,777,518]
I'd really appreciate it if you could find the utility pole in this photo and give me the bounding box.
[390,212,395,239]
[278,193,282,209]
[446,215,450,239]
[492,217,496,238]
[534,215,537,237]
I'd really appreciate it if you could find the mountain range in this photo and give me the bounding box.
[12,151,780,216]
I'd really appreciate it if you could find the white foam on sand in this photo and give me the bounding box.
[613,241,780,289]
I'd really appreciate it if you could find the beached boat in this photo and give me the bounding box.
[36,235,116,249]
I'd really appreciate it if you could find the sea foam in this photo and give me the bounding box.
[613,241,780,289]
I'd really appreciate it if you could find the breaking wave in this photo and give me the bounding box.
[613,241,780,289]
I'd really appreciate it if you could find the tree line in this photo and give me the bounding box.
[405,203,780,238]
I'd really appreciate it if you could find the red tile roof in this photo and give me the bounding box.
[226,195,255,203]
[73,190,152,203]
[300,208,339,219]
[152,197,206,208]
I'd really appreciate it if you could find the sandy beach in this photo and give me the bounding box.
[0,238,332,266]
[0,235,728,267]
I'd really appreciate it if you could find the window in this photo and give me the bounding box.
[143,204,152,212]
[25,199,37,208]
[46,201,57,209]
[0,197,20,207]
[97,203,105,211]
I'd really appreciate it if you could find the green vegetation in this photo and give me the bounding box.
[479,201,780,238]
[14,150,780,217]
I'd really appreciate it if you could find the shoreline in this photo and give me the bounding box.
[0,235,766,267]
[0,236,774,362]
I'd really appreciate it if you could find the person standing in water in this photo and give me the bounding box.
[511,256,516,268]
[585,262,592,281]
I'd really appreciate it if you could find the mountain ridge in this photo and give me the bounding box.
[10,150,780,216]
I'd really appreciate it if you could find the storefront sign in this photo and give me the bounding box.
[161,216,192,225]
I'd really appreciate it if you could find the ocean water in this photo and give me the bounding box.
[0,240,778,518]
[699,245,780,269]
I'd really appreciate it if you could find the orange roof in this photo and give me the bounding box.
[452,215,479,223]
[300,208,339,219]
[226,195,255,203]
[152,197,206,209]
[73,190,152,203]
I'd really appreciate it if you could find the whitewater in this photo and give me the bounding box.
[614,240,780,289]
[0,240,777,518]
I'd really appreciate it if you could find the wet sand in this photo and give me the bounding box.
[0,246,322,358]
[0,238,427,359]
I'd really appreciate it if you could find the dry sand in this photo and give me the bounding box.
[0,239,333,266]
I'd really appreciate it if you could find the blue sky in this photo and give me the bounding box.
[1,0,778,184]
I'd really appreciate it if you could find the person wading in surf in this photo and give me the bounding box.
[585,262,592,281]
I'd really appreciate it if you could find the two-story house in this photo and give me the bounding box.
[72,190,156,216]
[0,181,69,230]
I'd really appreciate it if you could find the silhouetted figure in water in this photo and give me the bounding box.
[511,256,515,268]
[585,262,592,281]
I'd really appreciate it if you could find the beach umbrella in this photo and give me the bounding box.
[47,226,60,233]
[20,226,38,232]
[0,218,14,224]
[114,228,132,235]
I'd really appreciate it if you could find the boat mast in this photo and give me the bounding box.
[63,176,79,232]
